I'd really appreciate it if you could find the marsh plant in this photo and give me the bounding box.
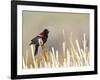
[23,31,90,69]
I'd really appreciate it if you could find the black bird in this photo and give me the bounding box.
[29,29,49,56]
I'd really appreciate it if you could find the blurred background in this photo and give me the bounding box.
[22,11,90,57]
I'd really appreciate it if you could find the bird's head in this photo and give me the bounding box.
[43,29,49,34]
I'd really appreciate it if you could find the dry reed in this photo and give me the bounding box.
[23,32,90,69]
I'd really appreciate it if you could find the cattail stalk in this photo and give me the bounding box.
[30,45,37,68]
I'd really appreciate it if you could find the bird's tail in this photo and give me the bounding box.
[34,45,38,56]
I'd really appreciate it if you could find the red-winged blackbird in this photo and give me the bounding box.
[29,29,49,56]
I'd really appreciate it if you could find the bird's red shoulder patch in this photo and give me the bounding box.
[38,33,45,37]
